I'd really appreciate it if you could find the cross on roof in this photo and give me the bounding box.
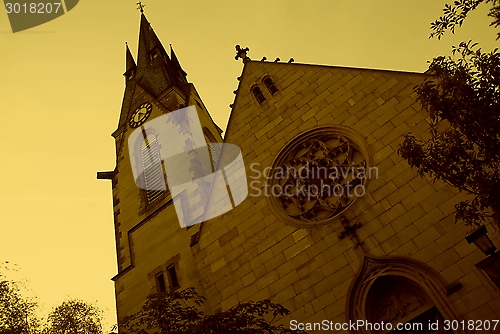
[137,1,145,13]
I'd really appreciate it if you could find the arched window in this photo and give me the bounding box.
[141,133,165,204]
[251,85,266,104]
[263,76,278,95]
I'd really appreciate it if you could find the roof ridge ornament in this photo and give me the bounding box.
[235,45,250,63]
[137,1,145,13]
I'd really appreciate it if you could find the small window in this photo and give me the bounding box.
[126,70,134,81]
[167,265,180,291]
[263,77,278,95]
[476,253,500,289]
[251,85,266,104]
[150,49,159,61]
[155,273,167,293]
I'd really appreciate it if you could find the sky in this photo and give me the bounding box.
[0,0,498,330]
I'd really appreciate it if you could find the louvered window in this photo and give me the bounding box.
[141,134,164,204]
[205,134,220,172]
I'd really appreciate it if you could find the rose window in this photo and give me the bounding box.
[268,126,371,224]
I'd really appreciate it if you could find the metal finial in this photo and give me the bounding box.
[137,1,145,13]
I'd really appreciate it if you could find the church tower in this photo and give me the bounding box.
[98,12,222,323]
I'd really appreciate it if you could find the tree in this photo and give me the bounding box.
[1,264,107,334]
[192,299,304,334]
[121,288,306,334]
[43,299,104,334]
[0,280,39,334]
[399,42,500,227]
[0,263,39,334]
[430,0,500,39]
[121,288,204,334]
[399,0,500,227]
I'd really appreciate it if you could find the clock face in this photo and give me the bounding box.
[129,102,152,128]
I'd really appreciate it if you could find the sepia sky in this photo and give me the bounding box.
[0,0,497,329]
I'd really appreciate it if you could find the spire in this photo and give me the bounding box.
[170,45,188,78]
[132,12,190,97]
[137,13,169,69]
[125,42,136,72]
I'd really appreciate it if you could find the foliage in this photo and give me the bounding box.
[121,288,204,334]
[430,0,500,39]
[43,299,104,334]
[192,299,304,334]
[121,288,306,334]
[0,279,39,334]
[399,41,500,227]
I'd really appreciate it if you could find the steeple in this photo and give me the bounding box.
[137,13,169,69]
[125,42,136,74]
[133,13,188,97]
[170,45,188,78]
[115,12,193,132]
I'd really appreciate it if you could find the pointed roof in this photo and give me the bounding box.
[134,13,192,92]
[170,45,188,78]
[125,42,136,72]
[115,13,192,133]
[137,14,169,68]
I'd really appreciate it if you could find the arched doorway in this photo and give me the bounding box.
[346,255,464,334]
[366,276,451,333]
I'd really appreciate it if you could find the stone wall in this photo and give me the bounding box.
[194,61,500,332]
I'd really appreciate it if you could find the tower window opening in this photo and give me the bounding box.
[251,85,266,104]
[167,265,180,290]
[127,70,135,81]
[204,131,221,172]
[150,49,159,61]
[141,134,164,204]
[263,77,278,95]
[155,273,167,293]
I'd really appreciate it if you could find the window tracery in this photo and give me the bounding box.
[268,126,371,225]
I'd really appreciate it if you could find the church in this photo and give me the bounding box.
[98,11,500,334]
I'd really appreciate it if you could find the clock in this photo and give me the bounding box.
[129,102,152,128]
